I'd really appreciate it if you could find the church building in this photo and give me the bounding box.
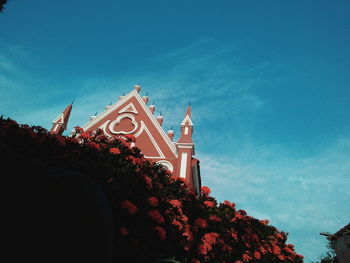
[50,85,201,193]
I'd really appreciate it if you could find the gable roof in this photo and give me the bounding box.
[81,89,177,157]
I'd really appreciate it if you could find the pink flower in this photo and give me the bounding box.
[148,209,164,224]
[155,226,166,240]
[121,200,138,214]
[109,147,121,154]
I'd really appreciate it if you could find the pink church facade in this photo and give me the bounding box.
[50,85,201,193]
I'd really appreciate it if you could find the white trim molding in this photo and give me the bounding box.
[179,153,188,178]
[156,160,174,172]
[109,113,139,135]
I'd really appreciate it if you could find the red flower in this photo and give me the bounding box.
[86,142,101,151]
[242,253,252,262]
[148,209,164,224]
[221,243,233,252]
[197,243,208,255]
[223,200,235,209]
[148,196,159,207]
[254,251,261,260]
[273,245,281,255]
[154,226,166,240]
[109,147,121,154]
[296,254,304,259]
[197,232,219,255]
[276,232,284,240]
[203,232,219,244]
[168,199,182,208]
[182,225,193,241]
[120,227,128,236]
[278,254,286,261]
[260,219,269,225]
[194,218,208,228]
[179,177,188,184]
[201,186,211,195]
[121,200,138,214]
[142,175,153,189]
[171,219,183,230]
[209,215,221,222]
[283,245,294,254]
[74,126,84,133]
[259,246,267,254]
[181,214,189,223]
[203,200,215,208]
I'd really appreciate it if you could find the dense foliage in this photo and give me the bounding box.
[312,242,338,263]
[0,0,8,12]
[0,117,304,263]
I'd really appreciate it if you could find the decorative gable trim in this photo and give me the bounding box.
[52,113,63,124]
[118,102,138,114]
[135,121,165,159]
[181,115,193,126]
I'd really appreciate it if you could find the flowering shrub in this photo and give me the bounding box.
[0,117,304,263]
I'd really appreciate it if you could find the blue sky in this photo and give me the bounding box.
[1,1,349,261]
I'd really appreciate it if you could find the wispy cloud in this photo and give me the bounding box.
[198,135,350,262]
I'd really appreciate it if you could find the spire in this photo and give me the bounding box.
[185,103,192,118]
[49,103,73,135]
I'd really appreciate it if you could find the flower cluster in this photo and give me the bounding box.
[0,117,304,263]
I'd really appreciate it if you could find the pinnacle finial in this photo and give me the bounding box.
[134,84,141,93]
